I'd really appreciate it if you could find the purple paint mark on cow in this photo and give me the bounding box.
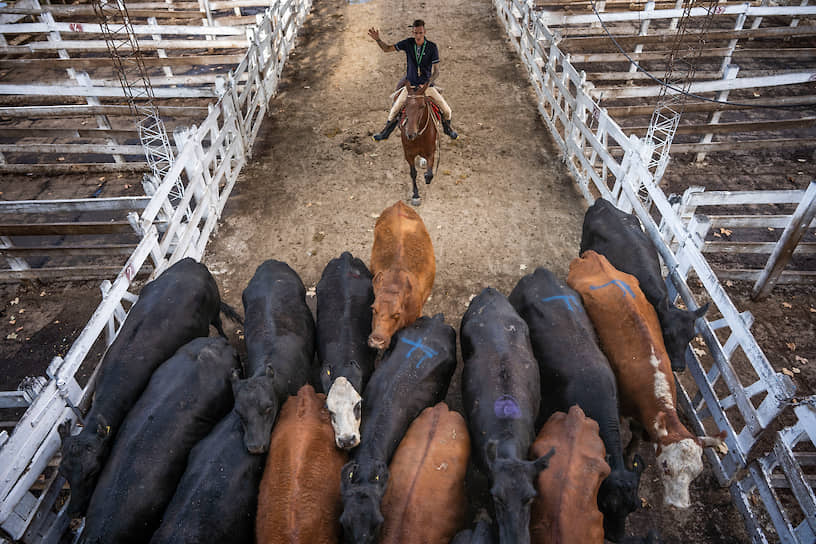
[494,395,522,420]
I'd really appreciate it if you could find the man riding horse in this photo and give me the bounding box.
[368,20,458,141]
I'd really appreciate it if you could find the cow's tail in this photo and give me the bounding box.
[212,302,244,338]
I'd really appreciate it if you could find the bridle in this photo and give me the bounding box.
[402,94,432,137]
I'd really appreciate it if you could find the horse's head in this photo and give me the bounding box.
[403,85,429,141]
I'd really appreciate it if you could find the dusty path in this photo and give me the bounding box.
[203,0,746,541]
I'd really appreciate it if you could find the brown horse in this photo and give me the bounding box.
[399,85,438,206]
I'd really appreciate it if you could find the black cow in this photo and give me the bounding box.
[460,287,554,544]
[580,198,709,371]
[451,516,496,544]
[79,337,239,544]
[234,260,316,454]
[509,268,643,542]
[59,257,227,516]
[340,314,456,544]
[316,252,377,450]
[148,411,266,544]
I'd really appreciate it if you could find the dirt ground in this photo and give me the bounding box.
[1,0,815,542]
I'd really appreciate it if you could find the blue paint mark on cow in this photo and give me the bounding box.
[400,337,439,368]
[494,395,522,420]
[541,294,582,312]
[590,280,636,299]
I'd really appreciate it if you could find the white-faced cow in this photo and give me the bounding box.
[59,258,227,517]
[460,288,555,544]
[580,198,709,371]
[340,314,456,544]
[79,337,239,544]
[235,260,316,454]
[568,251,724,509]
[316,252,377,450]
[509,267,643,542]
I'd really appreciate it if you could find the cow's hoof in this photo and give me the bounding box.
[411,197,421,207]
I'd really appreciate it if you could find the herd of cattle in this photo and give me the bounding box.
[55,199,723,543]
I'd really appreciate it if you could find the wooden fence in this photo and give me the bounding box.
[666,183,816,298]
[0,0,311,540]
[495,0,816,541]
[0,0,277,281]
[537,0,816,162]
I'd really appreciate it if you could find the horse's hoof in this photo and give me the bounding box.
[411,197,421,207]
[425,176,433,185]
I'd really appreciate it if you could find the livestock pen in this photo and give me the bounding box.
[0,0,815,542]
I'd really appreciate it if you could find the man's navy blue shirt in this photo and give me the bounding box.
[395,38,439,86]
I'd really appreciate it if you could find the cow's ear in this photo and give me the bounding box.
[96,421,110,439]
[265,364,275,378]
[533,447,555,472]
[632,454,645,475]
[693,302,710,319]
[486,439,498,463]
[58,420,72,441]
[230,368,241,383]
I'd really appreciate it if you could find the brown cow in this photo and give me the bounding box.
[368,200,436,350]
[256,385,348,544]
[529,405,610,544]
[567,251,723,509]
[380,403,470,544]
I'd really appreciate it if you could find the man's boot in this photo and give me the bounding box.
[373,117,400,141]
[441,118,458,139]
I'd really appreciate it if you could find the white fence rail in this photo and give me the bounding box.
[0,0,311,540]
[668,183,816,294]
[495,0,815,542]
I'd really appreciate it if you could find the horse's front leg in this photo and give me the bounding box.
[424,150,435,185]
[409,163,421,206]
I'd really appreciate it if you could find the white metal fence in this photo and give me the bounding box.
[494,0,815,542]
[0,0,311,540]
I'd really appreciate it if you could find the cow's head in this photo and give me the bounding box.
[658,300,709,372]
[655,436,704,508]
[58,417,111,516]
[231,366,278,454]
[339,460,389,544]
[326,376,363,450]
[486,440,554,544]
[598,454,644,542]
[368,270,413,350]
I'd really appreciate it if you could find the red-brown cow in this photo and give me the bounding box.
[567,251,723,509]
[530,405,610,544]
[256,385,348,544]
[368,200,436,350]
[380,403,470,544]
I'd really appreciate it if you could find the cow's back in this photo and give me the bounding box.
[567,251,674,419]
[88,258,220,428]
[149,411,266,544]
[316,252,376,393]
[530,406,610,544]
[370,201,435,303]
[460,287,540,466]
[580,198,666,306]
[360,314,457,462]
[81,337,239,544]
[380,403,470,544]
[242,259,315,383]
[256,385,348,544]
